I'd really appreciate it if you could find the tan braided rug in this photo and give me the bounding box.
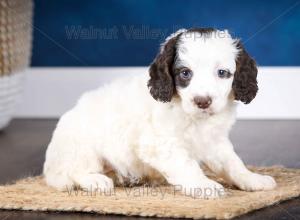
[0,166,299,219]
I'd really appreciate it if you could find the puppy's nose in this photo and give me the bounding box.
[193,96,212,109]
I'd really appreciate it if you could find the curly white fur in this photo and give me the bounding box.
[43,29,276,199]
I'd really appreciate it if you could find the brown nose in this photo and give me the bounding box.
[193,96,212,109]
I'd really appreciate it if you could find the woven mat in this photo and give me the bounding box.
[0,167,300,219]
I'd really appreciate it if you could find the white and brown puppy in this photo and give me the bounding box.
[44,28,276,199]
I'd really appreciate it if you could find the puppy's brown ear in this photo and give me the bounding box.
[232,41,258,104]
[148,34,180,102]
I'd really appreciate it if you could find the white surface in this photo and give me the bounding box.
[0,72,25,129]
[14,67,300,119]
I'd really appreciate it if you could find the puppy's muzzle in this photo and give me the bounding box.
[193,96,212,109]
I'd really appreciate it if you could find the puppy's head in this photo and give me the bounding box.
[148,28,258,116]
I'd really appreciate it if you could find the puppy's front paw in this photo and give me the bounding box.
[235,172,276,191]
[180,179,226,199]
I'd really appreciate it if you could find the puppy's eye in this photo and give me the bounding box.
[217,69,232,78]
[179,70,192,80]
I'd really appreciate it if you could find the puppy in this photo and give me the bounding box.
[43,28,276,199]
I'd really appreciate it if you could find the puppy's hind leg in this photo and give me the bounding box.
[44,134,114,192]
[67,149,114,192]
[44,170,74,191]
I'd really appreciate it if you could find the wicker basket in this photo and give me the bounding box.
[0,0,33,129]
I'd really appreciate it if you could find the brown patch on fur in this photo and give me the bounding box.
[148,34,181,102]
[232,41,258,104]
[186,27,216,34]
[103,160,167,187]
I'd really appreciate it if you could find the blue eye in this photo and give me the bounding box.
[217,69,231,78]
[180,70,192,80]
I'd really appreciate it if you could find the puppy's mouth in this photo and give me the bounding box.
[199,108,214,116]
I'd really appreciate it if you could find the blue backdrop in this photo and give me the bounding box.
[32,0,300,66]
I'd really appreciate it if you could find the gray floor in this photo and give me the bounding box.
[230,120,300,168]
[0,119,299,220]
